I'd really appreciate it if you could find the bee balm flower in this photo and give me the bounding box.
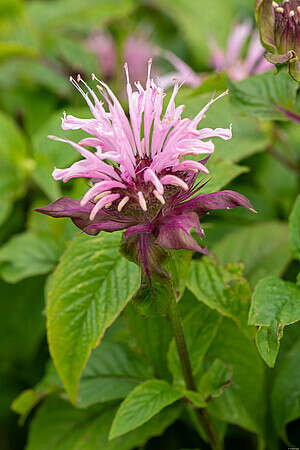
[36,61,254,275]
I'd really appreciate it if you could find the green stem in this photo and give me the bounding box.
[168,295,223,450]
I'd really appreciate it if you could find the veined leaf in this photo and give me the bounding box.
[47,231,140,403]
[249,276,300,367]
[109,380,182,439]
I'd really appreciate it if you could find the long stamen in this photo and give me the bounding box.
[117,196,130,212]
[137,191,147,211]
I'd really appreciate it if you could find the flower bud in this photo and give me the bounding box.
[255,0,300,80]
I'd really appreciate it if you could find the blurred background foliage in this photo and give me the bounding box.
[0,0,299,449]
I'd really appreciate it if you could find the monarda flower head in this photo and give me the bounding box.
[255,0,300,81]
[36,60,254,280]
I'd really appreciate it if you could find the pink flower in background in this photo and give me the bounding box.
[86,32,116,79]
[86,32,154,83]
[36,61,253,276]
[210,21,273,81]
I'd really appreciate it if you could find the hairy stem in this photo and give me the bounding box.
[168,295,223,450]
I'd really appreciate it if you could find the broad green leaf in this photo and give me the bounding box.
[187,258,251,334]
[249,277,300,367]
[228,71,298,121]
[0,232,64,283]
[205,319,266,435]
[77,342,153,408]
[289,195,300,261]
[168,303,222,386]
[0,277,45,363]
[125,303,172,381]
[12,340,153,420]
[109,380,182,439]
[26,397,181,450]
[271,337,300,442]
[212,222,291,288]
[185,359,232,408]
[47,232,140,403]
[0,111,30,225]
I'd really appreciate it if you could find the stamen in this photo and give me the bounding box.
[290,9,295,16]
[93,191,111,203]
[276,6,284,12]
[297,5,300,13]
[160,175,189,191]
[137,191,147,211]
[153,190,165,205]
[117,196,129,212]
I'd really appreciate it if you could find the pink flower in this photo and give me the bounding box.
[210,21,273,81]
[36,61,254,277]
[86,32,116,79]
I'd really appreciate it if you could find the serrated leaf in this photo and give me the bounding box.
[289,195,300,261]
[47,231,140,403]
[249,277,300,367]
[205,319,266,435]
[168,303,222,386]
[109,380,182,439]
[228,71,298,121]
[0,232,64,283]
[187,258,251,334]
[271,338,300,442]
[26,397,181,450]
[212,222,291,288]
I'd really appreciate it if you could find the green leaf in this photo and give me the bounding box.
[0,232,64,283]
[249,277,300,367]
[77,342,154,408]
[212,222,291,288]
[0,42,37,62]
[125,303,172,381]
[205,319,266,435]
[47,232,140,404]
[228,71,298,121]
[185,359,232,408]
[0,110,30,225]
[271,337,300,441]
[191,72,227,96]
[26,398,181,450]
[289,195,300,261]
[13,340,153,420]
[168,303,222,386]
[109,380,182,439]
[187,258,251,334]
